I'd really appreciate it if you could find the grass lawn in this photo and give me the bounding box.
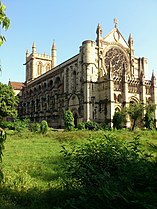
[0,129,157,209]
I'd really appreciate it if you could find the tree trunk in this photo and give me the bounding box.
[132,119,136,131]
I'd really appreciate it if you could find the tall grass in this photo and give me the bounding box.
[0,129,157,209]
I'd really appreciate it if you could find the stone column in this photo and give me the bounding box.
[107,63,114,127]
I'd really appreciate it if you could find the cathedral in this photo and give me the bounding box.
[18,20,157,128]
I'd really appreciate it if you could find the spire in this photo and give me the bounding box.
[32,42,36,53]
[151,70,156,86]
[52,40,56,50]
[26,49,29,57]
[51,40,57,68]
[114,18,118,28]
[151,70,156,80]
[96,23,102,46]
[96,23,102,36]
[128,33,134,48]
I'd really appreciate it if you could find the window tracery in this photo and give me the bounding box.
[104,47,128,75]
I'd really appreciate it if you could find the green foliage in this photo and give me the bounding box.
[127,102,144,130]
[113,110,126,129]
[29,122,41,133]
[144,103,156,130]
[40,120,48,134]
[0,83,19,119]
[77,122,86,130]
[0,120,15,130]
[62,134,157,209]
[0,130,157,209]
[64,110,74,131]
[14,118,30,132]
[0,128,6,183]
[78,121,100,130]
[0,2,10,46]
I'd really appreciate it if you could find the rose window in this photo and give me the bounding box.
[104,47,128,75]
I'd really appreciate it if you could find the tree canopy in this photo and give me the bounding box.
[0,82,19,120]
[127,102,144,130]
[0,1,10,46]
[144,102,156,129]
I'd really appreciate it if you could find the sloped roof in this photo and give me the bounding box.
[103,27,129,49]
[8,81,25,90]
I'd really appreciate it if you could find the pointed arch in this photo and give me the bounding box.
[37,62,43,76]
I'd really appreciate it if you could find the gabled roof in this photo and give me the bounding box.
[103,27,129,48]
[8,81,25,90]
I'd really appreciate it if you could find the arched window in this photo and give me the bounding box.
[49,80,53,89]
[46,63,51,72]
[37,62,43,76]
[54,77,61,88]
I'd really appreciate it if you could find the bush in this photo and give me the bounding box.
[77,122,86,130]
[113,111,123,129]
[85,121,100,130]
[61,134,157,209]
[64,110,74,131]
[14,118,30,132]
[0,120,15,130]
[40,120,48,134]
[29,122,41,133]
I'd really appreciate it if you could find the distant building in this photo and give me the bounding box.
[8,81,25,96]
[18,20,157,128]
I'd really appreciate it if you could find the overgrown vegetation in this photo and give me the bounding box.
[64,110,75,130]
[62,133,157,208]
[78,121,101,130]
[0,129,157,209]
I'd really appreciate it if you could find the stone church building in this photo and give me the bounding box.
[19,20,157,128]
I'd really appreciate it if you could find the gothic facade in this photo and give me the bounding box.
[19,21,157,128]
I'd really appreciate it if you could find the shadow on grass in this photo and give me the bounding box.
[27,155,65,183]
[0,184,73,209]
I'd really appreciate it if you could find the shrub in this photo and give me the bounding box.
[0,120,15,130]
[14,118,30,132]
[61,134,157,209]
[29,122,41,133]
[78,121,101,131]
[40,120,48,134]
[64,110,74,131]
[84,121,100,130]
[113,111,123,129]
[77,122,86,130]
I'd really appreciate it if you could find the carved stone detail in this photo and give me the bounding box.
[104,47,129,76]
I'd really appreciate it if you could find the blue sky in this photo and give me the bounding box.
[0,0,157,84]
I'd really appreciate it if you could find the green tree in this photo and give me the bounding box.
[0,83,19,120]
[64,110,74,131]
[0,1,10,46]
[127,102,144,131]
[144,102,156,130]
[113,111,123,129]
